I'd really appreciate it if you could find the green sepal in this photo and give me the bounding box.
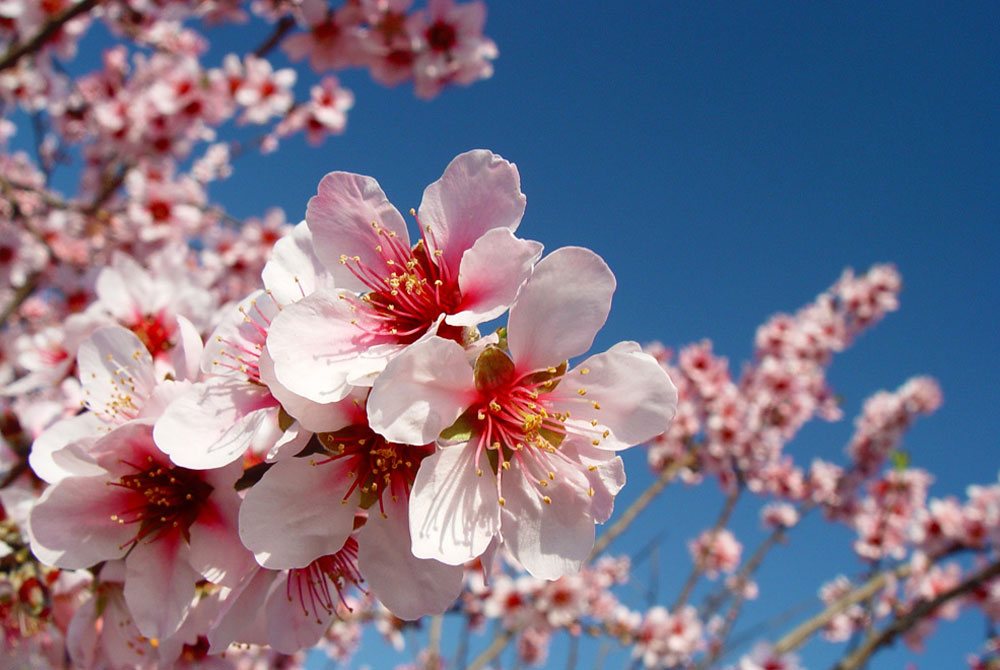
[474,345,516,393]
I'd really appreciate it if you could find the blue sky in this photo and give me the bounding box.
[257,2,995,667]
[27,0,1000,667]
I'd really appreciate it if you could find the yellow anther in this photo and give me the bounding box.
[542,496,552,505]
[577,388,587,396]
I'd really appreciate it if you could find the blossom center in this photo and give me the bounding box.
[109,456,213,547]
[426,21,458,52]
[340,223,462,344]
[317,424,432,514]
[129,312,174,356]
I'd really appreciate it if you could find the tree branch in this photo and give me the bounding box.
[831,558,1000,670]
[468,628,515,670]
[672,486,741,610]
[253,15,295,58]
[0,0,103,73]
[590,455,692,558]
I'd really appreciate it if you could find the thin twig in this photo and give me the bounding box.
[831,559,1000,670]
[590,456,692,557]
[0,0,103,72]
[772,546,963,655]
[427,614,444,668]
[456,617,472,670]
[566,634,579,670]
[672,487,742,610]
[696,526,788,669]
[468,628,515,670]
[253,15,296,58]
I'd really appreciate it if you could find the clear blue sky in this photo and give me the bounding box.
[43,1,1000,667]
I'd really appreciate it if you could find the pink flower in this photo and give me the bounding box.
[283,0,366,72]
[412,0,497,99]
[633,605,703,668]
[155,290,353,470]
[28,423,255,640]
[688,528,742,578]
[237,393,464,619]
[735,643,801,670]
[266,149,539,404]
[233,55,296,124]
[367,246,678,578]
[209,540,364,654]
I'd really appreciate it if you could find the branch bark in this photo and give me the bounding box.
[0,0,103,73]
[830,558,1000,670]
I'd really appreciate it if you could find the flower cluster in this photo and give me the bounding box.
[9,150,677,664]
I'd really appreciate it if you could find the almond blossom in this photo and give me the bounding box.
[367,246,678,578]
[28,422,255,639]
[266,149,541,404]
[237,390,465,620]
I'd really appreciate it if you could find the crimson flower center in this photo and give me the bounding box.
[129,312,174,355]
[317,425,432,514]
[340,224,463,344]
[426,21,458,52]
[109,456,213,547]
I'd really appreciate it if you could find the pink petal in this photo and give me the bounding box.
[65,593,100,669]
[418,150,526,275]
[561,441,625,523]
[447,228,543,327]
[207,567,273,652]
[409,444,500,565]
[238,457,357,569]
[154,379,278,469]
[169,315,203,382]
[306,172,409,291]
[78,326,156,423]
[28,475,132,569]
[263,573,332,654]
[554,341,678,451]
[262,221,332,305]
[507,247,616,372]
[258,350,361,434]
[500,463,596,580]
[266,289,396,403]
[267,421,312,461]
[367,336,475,445]
[189,488,257,588]
[29,412,104,484]
[357,499,464,620]
[123,533,200,639]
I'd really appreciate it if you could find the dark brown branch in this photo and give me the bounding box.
[253,16,296,58]
[0,0,103,73]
